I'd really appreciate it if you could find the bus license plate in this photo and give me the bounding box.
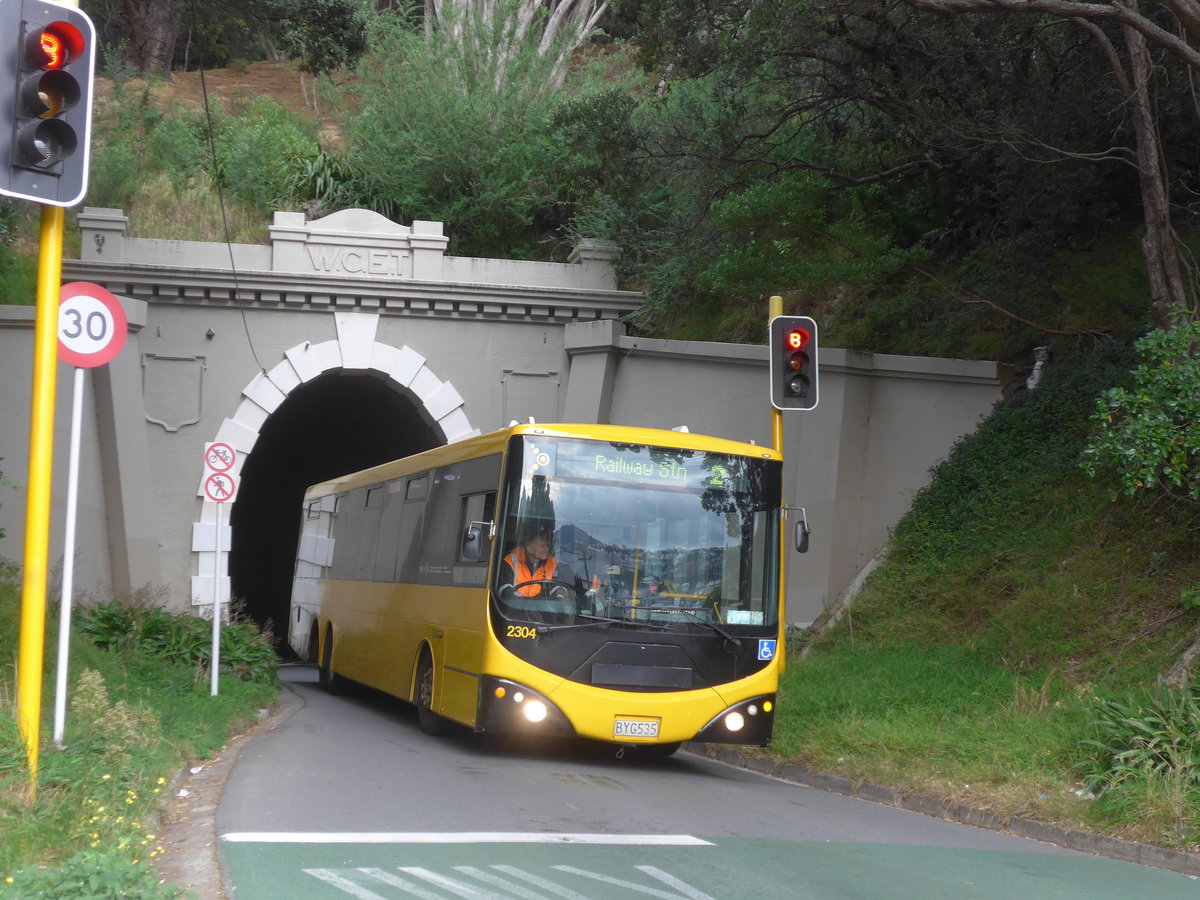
[613,718,659,739]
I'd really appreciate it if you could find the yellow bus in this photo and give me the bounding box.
[288,422,786,754]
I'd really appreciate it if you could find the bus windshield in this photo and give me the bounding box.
[494,436,781,632]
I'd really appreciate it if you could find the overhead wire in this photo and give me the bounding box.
[188,0,267,374]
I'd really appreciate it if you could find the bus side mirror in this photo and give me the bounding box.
[461,521,491,561]
[793,508,810,554]
[795,521,810,553]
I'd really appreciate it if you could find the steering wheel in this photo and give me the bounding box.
[511,578,578,600]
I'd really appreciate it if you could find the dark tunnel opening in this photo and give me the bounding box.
[228,372,443,649]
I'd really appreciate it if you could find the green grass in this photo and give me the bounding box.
[0,573,278,897]
[773,645,1094,822]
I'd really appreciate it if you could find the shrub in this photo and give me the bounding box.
[1077,678,1200,843]
[1083,312,1200,504]
[310,8,592,258]
[77,600,278,685]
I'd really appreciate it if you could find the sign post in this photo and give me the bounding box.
[203,443,236,696]
[52,282,126,745]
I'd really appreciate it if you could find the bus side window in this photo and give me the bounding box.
[459,491,496,563]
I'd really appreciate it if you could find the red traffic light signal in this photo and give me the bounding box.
[769,315,819,411]
[1,0,97,206]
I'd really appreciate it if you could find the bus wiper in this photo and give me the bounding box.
[609,607,739,657]
[677,610,742,651]
[539,613,656,634]
[630,605,743,652]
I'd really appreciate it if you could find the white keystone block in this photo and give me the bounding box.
[335,311,380,369]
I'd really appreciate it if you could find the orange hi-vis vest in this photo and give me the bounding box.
[506,550,557,596]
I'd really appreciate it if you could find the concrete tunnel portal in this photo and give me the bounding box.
[228,372,444,648]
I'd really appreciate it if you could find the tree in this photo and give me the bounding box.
[121,0,183,74]
[84,0,367,76]
[903,0,1198,325]
[618,0,1199,341]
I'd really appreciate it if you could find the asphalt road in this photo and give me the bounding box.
[212,666,1198,899]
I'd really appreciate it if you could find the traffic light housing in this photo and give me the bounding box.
[769,315,819,410]
[0,0,96,206]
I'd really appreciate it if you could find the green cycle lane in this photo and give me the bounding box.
[219,834,1198,899]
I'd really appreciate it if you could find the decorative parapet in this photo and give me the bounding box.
[69,207,641,322]
[269,210,448,280]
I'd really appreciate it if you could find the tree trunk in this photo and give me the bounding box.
[122,0,182,75]
[1120,2,1190,327]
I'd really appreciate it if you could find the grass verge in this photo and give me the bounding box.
[0,573,278,898]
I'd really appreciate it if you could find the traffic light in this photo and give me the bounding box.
[0,0,96,207]
[769,315,819,410]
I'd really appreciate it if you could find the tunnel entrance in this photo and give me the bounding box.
[228,372,443,644]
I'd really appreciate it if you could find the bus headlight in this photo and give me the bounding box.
[522,699,548,723]
[477,677,576,737]
[694,694,775,745]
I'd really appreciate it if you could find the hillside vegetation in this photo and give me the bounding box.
[771,341,1200,847]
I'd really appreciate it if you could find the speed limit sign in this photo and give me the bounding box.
[58,282,127,369]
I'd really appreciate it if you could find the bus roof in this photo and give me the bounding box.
[303,423,781,501]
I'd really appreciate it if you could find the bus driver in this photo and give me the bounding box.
[498,524,580,601]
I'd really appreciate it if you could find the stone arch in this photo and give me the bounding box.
[189,311,479,613]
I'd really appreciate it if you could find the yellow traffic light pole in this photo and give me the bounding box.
[6,0,91,799]
[17,205,65,797]
[770,294,784,454]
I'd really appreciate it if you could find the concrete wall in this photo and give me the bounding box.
[0,207,1001,627]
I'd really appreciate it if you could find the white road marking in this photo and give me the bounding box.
[552,866,716,900]
[358,867,456,900]
[487,866,593,900]
[222,832,713,845]
[453,866,556,900]
[302,865,718,900]
[304,868,390,900]
[636,866,719,900]
[400,866,510,899]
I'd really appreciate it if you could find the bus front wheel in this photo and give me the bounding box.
[415,653,447,736]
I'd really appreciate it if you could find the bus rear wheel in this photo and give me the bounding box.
[415,653,447,736]
[306,623,319,665]
[319,630,346,695]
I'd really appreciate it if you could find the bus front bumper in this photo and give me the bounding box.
[476,676,775,747]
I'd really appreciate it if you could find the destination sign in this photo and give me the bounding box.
[528,438,748,492]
